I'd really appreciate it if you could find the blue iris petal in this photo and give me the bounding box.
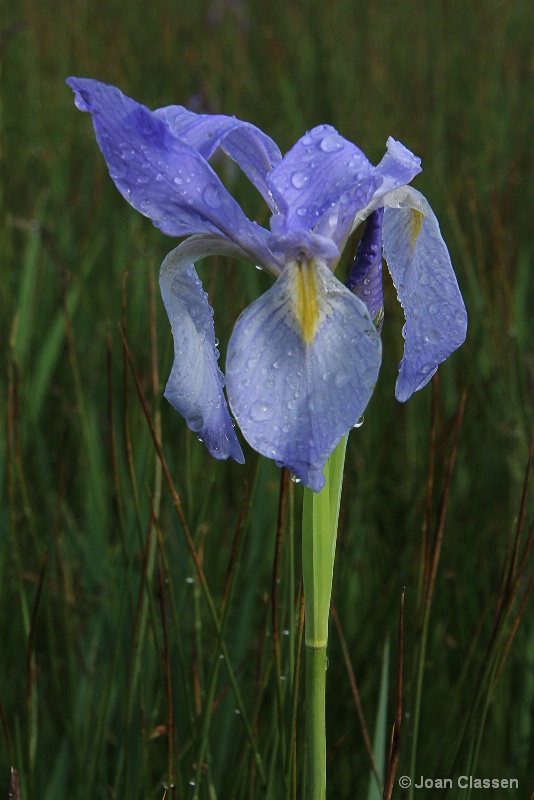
[375,137,422,197]
[160,239,248,463]
[226,258,382,491]
[346,208,385,329]
[381,186,468,401]
[267,125,378,245]
[69,77,467,491]
[154,105,282,209]
[66,78,278,271]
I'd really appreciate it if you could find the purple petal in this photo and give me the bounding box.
[267,125,378,240]
[160,238,249,463]
[66,77,277,269]
[346,208,384,329]
[267,222,340,261]
[154,105,282,209]
[226,258,382,491]
[348,138,423,240]
[375,137,422,197]
[381,187,467,401]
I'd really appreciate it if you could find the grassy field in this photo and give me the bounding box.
[1,0,533,798]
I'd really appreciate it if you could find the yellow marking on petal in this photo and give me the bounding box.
[294,260,320,344]
[410,208,424,251]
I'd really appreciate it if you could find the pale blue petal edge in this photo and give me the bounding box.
[382,186,468,401]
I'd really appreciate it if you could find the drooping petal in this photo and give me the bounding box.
[67,78,278,271]
[267,125,378,240]
[381,186,468,401]
[160,237,250,463]
[226,258,382,491]
[154,105,282,209]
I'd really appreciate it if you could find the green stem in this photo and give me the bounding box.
[302,436,348,800]
[305,646,328,800]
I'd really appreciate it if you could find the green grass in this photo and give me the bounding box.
[1,0,533,798]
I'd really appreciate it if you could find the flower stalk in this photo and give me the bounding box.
[302,435,348,799]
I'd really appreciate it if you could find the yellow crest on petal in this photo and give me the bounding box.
[410,208,424,251]
[294,260,320,344]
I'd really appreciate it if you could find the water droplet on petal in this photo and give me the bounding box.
[120,147,135,161]
[320,133,343,152]
[291,474,301,483]
[203,183,222,208]
[291,170,308,189]
[250,401,273,421]
[353,415,364,428]
[335,372,350,388]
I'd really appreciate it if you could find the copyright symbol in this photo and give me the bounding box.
[399,776,411,789]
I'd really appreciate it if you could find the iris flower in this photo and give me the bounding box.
[67,78,467,491]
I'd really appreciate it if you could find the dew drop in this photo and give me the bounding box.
[320,133,343,152]
[291,474,301,484]
[353,415,364,428]
[334,372,350,388]
[291,170,308,189]
[250,401,273,421]
[203,183,222,208]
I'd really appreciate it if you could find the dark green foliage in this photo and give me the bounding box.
[1,0,532,797]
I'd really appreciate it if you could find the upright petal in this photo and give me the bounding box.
[346,208,385,329]
[160,238,249,463]
[349,138,422,237]
[66,78,277,270]
[381,186,468,401]
[226,258,382,491]
[267,125,378,239]
[154,105,282,209]
[375,137,422,197]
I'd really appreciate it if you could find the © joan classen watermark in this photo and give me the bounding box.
[398,775,519,789]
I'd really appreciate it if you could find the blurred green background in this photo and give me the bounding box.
[1,0,533,798]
